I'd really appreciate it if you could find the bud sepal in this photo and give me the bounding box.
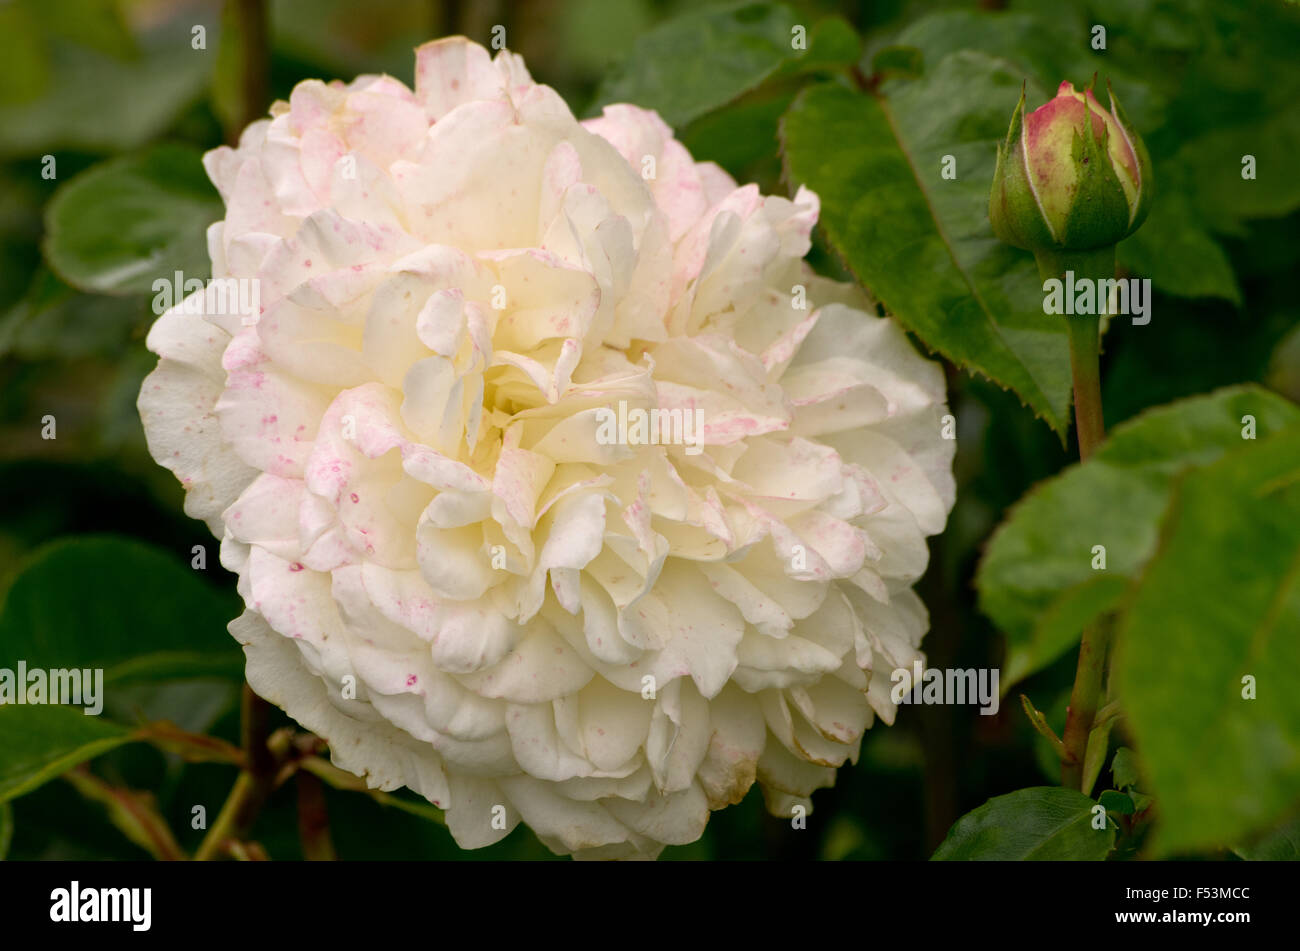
[990,78,1152,254]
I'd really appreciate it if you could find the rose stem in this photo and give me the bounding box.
[1034,245,1115,792]
[194,685,278,861]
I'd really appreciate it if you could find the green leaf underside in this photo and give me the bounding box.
[1117,426,1300,856]
[781,56,1073,433]
[43,144,221,296]
[978,386,1300,689]
[931,787,1114,860]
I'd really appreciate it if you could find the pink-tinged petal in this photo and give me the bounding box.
[413,36,506,120]
[1022,84,1107,237]
[216,337,331,478]
[139,310,258,535]
[583,104,710,242]
[230,610,452,806]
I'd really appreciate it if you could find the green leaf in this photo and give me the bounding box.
[0,801,11,858]
[43,145,221,296]
[1234,816,1300,861]
[590,2,800,129]
[1177,103,1300,235]
[1116,426,1300,856]
[0,2,50,105]
[931,787,1114,860]
[25,0,138,61]
[774,17,860,78]
[887,9,1161,130]
[558,0,655,76]
[869,46,923,82]
[0,268,146,360]
[1268,321,1300,407]
[0,536,242,802]
[781,56,1073,433]
[1099,790,1135,815]
[1116,166,1241,305]
[887,7,1245,305]
[0,706,134,803]
[1083,709,1117,798]
[1003,575,1129,691]
[978,386,1300,689]
[0,535,243,684]
[0,15,212,158]
[1111,747,1141,791]
[680,92,792,184]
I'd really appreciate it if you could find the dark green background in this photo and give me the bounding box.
[1,0,1297,861]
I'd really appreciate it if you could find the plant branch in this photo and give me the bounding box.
[233,0,269,136]
[64,767,186,861]
[1034,246,1117,790]
[135,721,245,766]
[296,771,338,861]
[194,685,278,861]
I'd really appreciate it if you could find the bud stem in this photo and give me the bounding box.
[1065,315,1105,462]
[1033,245,1113,459]
[1033,245,1115,791]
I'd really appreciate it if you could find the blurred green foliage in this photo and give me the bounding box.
[1,0,1298,861]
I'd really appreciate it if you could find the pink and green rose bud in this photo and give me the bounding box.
[989,79,1152,252]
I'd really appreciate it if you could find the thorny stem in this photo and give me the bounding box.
[1034,245,1115,792]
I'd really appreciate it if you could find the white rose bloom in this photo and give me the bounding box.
[138,37,955,859]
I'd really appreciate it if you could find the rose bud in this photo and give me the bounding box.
[989,79,1152,253]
